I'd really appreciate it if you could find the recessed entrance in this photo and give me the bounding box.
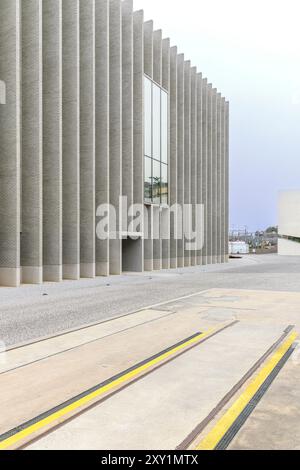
[122,237,143,273]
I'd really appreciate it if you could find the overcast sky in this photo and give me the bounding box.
[134,0,300,232]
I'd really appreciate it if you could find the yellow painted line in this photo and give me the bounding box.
[0,322,229,450]
[197,331,298,451]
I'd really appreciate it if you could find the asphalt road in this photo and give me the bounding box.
[0,254,300,348]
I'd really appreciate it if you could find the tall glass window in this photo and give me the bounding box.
[152,85,161,161]
[144,76,169,205]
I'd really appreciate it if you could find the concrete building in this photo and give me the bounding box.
[0,0,229,287]
[278,191,300,256]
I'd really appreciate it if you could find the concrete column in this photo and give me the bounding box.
[62,0,80,280]
[184,61,191,267]
[153,205,161,271]
[190,67,197,267]
[196,73,203,265]
[211,88,218,264]
[43,0,63,282]
[144,20,153,78]
[153,30,162,85]
[132,9,144,272]
[201,78,208,265]
[217,92,222,264]
[122,0,133,221]
[169,46,178,269]
[21,0,43,284]
[95,0,110,276]
[122,0,143,273]
[176,54,184,268]
[143,20,153,271]
[221,97,226,263]
[225,101,230,261]
[206,84,212,264]
[109,0,122,275]
[152,29,162,271]
[161,37,171,270]
[0,0,21,287]
[80,0,96,278]
[162,38,170,91]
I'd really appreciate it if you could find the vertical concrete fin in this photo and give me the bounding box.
[0,0,21,287]
[216,92,222,264]
[162,38,170,92]
[152,29,163,271]
[143,19,153,271]
[95,0,110,276]
[62,0,80,281]
[153,30,162,86]
[21,0,43,285]
[196,73,203,265]
[109,0,122,275]
[190,67,197,267]
[211,88,217,264]
[169,46,178,269]
[225,100,230,261]
[132,9,144,272]
[201,78,208,265]
[144,20,153,79]
[161,38,171,270]
[184,61,191,267]
[80,0,96,279]
[122,0,134,225]
[43,0,63,282]
[206,83,213,264]
[221,97,226,263]
[176,53,185,267]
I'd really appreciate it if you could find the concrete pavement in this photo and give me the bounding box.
[0,283,299,450]
[1,254,300,348]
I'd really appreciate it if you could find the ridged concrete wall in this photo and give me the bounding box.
[0,0,229,287]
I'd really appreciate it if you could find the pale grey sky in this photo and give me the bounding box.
[134,0,300,232]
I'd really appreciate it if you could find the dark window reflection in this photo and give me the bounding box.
[161,163,168,205]
[152,159,161,205]
[144,156,152,204]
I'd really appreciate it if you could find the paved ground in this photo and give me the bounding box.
[0,259,299,450]
[1,254,300,347]
[14,287,296,451]
[229,356,300,450]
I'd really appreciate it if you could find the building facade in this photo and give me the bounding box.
[278,191,300,256]
[0,0,229,287]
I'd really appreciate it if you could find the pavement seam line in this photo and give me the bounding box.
[0,321,235,450]
[196,331,299,451]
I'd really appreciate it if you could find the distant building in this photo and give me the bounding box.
[278,191,300,256]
